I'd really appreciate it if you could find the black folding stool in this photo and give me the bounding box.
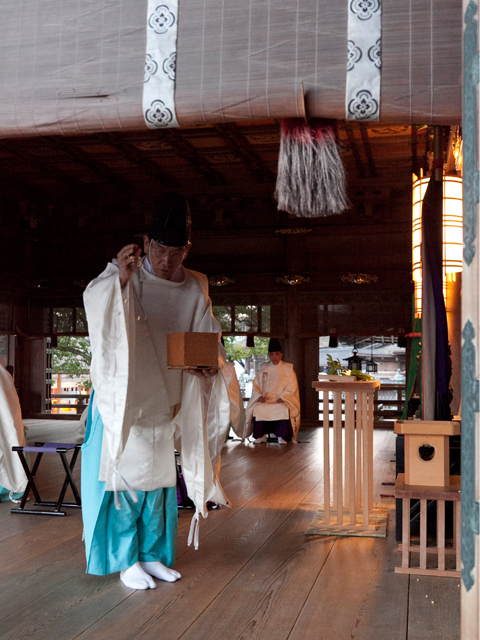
[11,442,82,516]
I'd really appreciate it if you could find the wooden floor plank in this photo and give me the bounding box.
[0,425,461,640]
[288,513,409,640]
[408,575,461,640]
[176,503,336,640]
[66,443,327,640]
[176,436,325,547]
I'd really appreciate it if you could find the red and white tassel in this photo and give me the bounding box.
[275,118,348,218]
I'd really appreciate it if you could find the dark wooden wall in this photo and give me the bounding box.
[0,187,413,423]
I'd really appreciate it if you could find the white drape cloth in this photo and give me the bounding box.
[245,360,301,440]
[0,365,27,494]
[143,0,179,129]
[219,360,246,439]
[84,260,231,522]
[346,0,382,121]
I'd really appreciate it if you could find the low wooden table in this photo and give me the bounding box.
[394,473,461,577]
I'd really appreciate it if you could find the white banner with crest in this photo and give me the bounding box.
[143,2,179,129]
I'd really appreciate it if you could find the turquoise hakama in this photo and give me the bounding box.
[81,397,178,576]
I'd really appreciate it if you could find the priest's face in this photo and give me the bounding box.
[268,351,283,366]
[144,236,189,280]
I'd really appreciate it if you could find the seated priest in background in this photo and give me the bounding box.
[82,194,231,591]
[245,339,300,444]
[0,364,28,501]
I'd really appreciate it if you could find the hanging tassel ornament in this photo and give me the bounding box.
[275,118,348,218]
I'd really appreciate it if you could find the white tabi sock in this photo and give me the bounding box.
[120,562,156,590]
[278,437,287,444]
[140,561,181,583]
[253,434,267,443]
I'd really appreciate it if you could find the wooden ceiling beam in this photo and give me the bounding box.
[43,136,133,192]
[97,132,180,189]
[343,123,365,179]
[0,140,90,198]
[161,130,228,186]
[359,124,377,178]
[214,123,276,183]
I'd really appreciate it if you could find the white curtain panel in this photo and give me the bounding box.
[143,1,179,128]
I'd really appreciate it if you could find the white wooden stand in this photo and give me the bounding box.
[394,474,461,577]
[312,378,381,532]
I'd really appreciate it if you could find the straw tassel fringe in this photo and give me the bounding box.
[275,118,348,218]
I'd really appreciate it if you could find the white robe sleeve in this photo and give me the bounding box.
[83,263,134,485]
[220,360,247,439]
[173,273,232,541]
[0,366,27,494]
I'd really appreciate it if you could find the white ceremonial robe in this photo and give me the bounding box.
[219,359,246,439]
[83,260,231,522]
[0,365,27,494]
[245,360,301,440]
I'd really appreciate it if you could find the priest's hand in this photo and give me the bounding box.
[258,396,266,403]
[117,244,142,287]
[276,398,285,403]
[185,367,218,379]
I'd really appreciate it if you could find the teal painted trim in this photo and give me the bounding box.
[463,2,480,266]
[461,320,480,591]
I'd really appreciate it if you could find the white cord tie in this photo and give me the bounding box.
[112,464,139,510]
[188,511,201,549]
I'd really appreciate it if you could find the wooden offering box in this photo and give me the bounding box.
[167,332,218,369]
[394,420,461,487]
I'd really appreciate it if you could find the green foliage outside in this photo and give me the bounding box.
[52,336,92,389]
[223,336,269,369]
[213,304,271,334]
[325,354,374,381]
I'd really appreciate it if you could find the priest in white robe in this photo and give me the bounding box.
[245,339,300,444]
[0,364,28,501]
[82,194,231,590]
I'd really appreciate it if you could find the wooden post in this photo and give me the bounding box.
[437,499,445,571]
[334,391,343,525]
[420,499,427,570]
[323,390,330,524]
[455,500,461,572]
[345,391,356,525]
[402,497,410,568]
[356,392,362,512]
[361,392,370,525]
[367,391,374,511]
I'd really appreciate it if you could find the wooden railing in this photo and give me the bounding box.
[49,393,90,415]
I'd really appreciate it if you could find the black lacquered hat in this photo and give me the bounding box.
[148,193,191,247]
[268,338,282,352]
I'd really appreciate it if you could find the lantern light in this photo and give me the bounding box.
[412,170,463,318]
[365,337,378,374]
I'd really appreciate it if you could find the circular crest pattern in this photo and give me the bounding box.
[368,38,382,69]
[347,40,362,71]
[144,54,158,83]
[145,100,173,127]
[163,52,176,80]
[350,0,380,20]
[148,5,176,34]
[348,89,379,120]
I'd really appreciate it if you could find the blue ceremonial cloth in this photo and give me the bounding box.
[81,395,178,575]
